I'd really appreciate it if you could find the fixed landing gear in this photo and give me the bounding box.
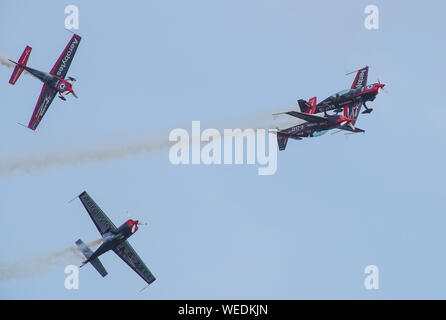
[333,108,343,114]
[58,94,66,101]
[362,103,373,114]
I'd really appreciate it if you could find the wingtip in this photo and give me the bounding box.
[68,192,85,204]
[64,28,82,39]
[139,284,150,293]
[68,196,78,204]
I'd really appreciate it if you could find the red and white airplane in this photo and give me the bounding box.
[8,33,81,130]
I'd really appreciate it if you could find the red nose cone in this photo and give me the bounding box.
[126,219,138,227]
[125,219,141,233]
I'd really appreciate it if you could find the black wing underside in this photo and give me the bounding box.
[78,191,118,235]
[50,34,82,79]
[113,241,156,286]
[280,111,329,123]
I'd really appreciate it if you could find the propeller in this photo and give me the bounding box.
[377,79,388,93]
[126,211,148,226]
[71,91,78,98]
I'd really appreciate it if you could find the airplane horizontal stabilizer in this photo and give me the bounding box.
[9,46,32,85]
[89,257,108,277]
[75,239,94,259]
[75,239,108,277]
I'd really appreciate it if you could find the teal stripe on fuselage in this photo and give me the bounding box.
[312,130,328,137]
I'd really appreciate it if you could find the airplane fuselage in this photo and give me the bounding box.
[279,114,349,139]
[315,82,385,113]
[13,63,74,96]
[84,219,139,263]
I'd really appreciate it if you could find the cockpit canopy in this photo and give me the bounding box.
[331,89,350,97]
[331,87,362,98]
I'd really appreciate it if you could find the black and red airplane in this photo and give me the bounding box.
[74,191,156,288]
[7,33,81,130]
[297,66,385,115]
[273,66,385,150]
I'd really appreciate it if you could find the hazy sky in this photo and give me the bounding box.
[1,0,446,299]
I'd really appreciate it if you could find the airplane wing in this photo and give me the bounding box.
[113,240,156,286]
[78,191,118,235]
[279,111,329,123]
[50,34,81,79]
[27,84,57,130]
[350,66,369,90]
[336,124,365,133]
[343,101,363,125]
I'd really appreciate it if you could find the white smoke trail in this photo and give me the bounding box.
[0,109,301,176]
[0,134,171,176]
[0,53,32,76]
[0,239,103,281]
[0,53,14,68]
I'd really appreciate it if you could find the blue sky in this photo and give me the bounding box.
[1,0,446,299]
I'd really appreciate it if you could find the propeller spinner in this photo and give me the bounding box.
[126,211,148,226]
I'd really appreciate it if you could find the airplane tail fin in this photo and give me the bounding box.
[75,239,108,277]
[277,133,289,151]
[308,97,317,107]
[9,46,32,85]
[297,99,316,114]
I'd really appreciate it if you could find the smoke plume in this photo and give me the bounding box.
[0,53,32,77]
[0,239,103,281]
[0,110,300,176]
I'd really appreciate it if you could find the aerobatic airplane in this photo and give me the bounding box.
[273,66,385,150]
[297,66,385,115]
[7,33,81,130]
[74,191,156,288]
